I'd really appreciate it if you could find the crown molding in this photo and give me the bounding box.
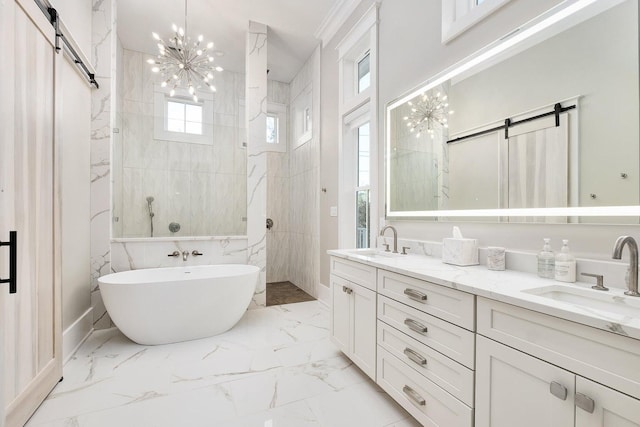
[314,0,363,46]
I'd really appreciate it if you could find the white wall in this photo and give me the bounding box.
[320,0,377,288]
[320,0,639,287]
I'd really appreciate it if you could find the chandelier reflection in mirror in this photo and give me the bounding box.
[147,0,223,102]
[403,91,454,139]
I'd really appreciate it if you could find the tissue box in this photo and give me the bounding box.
[442,238,479,266]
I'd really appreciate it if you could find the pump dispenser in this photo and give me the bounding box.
[537,238,555,279]
[555,239,576,283]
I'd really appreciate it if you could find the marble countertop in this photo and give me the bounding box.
[328,249,640,341]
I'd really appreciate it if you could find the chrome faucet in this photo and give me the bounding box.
[612,235,640,297]
[182,251,189,261]
[380,225,398,253]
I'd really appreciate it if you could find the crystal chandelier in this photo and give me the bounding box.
[403,91,454,139]
[147,0,223,102]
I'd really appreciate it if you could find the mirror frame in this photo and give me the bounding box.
[385,0,640,220]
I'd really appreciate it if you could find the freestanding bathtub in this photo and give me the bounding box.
[98,264,259,345]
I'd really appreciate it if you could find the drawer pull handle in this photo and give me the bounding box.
[404,288,427,302]
[575,393,595,414]
[404,347,427,366]
[402,385,426,406]
[345,287,353,294]
[342,286,347,293]
[404,318,428,334]
[550,382,567,400]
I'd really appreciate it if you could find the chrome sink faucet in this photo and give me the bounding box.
[380,225,398,253]
[612,235,640,297]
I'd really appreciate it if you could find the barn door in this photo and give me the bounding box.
[0,1,62,426]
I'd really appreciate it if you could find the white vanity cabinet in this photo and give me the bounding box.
[329,257,377,380]
[376,269,476,427]
[476,298,640,427]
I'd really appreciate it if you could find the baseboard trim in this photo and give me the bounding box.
[316,283,330,308]
[63,307,94,364]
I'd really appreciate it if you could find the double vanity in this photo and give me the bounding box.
[328,248,640,427]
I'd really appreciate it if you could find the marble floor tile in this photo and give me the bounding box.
[27,301,414,427]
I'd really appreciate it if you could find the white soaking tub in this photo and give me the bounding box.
[98,264,259,345]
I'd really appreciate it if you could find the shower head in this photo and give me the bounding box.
[146,196,154,203]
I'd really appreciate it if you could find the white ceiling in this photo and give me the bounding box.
[117,0,338,83]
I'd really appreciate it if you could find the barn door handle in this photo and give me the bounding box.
[0,231,17,294]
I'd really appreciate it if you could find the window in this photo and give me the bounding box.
[336,4,378,250]
[266,114,278,144]
[167,100,203,135]
[357,52,371,93]
[154,85,214,144]
[356,123,370,248]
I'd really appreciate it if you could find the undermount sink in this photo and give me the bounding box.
[347,249,403,258]
[522,284,640,319]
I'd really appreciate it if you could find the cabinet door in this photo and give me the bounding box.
[476,336,575,427]
[0,1,62,426]
[330,275,350,355]
[350,283,376,379]
[576,377,640,427]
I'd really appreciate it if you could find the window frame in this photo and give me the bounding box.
[153,84,214,145]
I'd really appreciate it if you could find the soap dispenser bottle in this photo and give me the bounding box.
[555,239,576,283]
[537,238,555,279]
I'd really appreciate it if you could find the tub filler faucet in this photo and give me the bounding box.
[167,250,189,261]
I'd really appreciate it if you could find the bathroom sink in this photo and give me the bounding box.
[522,284,640,319]
[346,249,404,258]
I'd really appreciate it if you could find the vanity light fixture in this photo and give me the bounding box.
[147,0,223,102]
[403,91,454,139]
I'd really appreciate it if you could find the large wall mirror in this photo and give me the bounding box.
[386,0,639,223]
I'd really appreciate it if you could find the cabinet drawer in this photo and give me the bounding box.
[330,257,376,291]
[477,297,640,399]
[377,347,473,427]
[378,269,475,330]
[378,296,475,369]
[377,321,474,406]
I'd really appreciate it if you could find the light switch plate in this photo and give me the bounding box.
[330,206,338,217]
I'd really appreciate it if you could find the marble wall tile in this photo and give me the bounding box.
[164,171,191,236]
[267,231,289,283]
[167,142,191,171]
[190,144,215,173]
[121,167,145,237]
[122,49,142,102]
[267,151,289,178]
[190,172,215,236]
[213,174,247,235]
[268,80,290,106]
[109,238,248,273]
[267,175,290,233]
[246,21,268,308]
[91,0,117,329]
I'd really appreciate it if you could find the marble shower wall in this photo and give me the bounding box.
[91,0,117,329]
[113,48,247,238]
[110,237,247,271]
[246,21,268,308]
[288,48,321,298]
[266,81,291,283]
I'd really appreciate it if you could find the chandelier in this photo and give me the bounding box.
[147,0,223,102]
[403,91,453,139]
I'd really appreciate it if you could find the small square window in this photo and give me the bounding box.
[165,99,203,135]
[154,85,214,145]
[357,52,371,93]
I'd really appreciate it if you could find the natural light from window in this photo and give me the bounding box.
[358,52,371,93]
[167,100,203,135]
